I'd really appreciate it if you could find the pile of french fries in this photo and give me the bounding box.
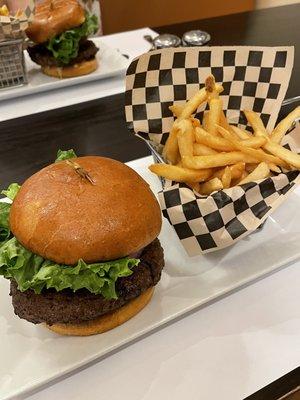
[0,4,25,18]
[149,75,300,195]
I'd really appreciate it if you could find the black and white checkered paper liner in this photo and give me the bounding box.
[125,46,299,256]
[0,0,34,41]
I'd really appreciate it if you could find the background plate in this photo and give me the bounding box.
[0,38,129,102]
[1,155,300,400]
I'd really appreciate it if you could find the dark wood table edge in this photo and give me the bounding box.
[245,367,300,400]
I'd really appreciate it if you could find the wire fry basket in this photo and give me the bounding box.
[0,38,27,89]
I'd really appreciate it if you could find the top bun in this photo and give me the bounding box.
[10,157,162,265]
[26,0,85,44]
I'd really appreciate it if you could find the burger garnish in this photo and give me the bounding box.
[0,150,164,335]
[26,0,99,78]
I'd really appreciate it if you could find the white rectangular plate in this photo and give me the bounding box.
[0,38,129,101]
[1,155,300,400]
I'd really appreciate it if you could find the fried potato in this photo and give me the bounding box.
[149,164,212,183]
[239,162,270,185]
[151,74,300,199]
[179,84,223,120]
[270,106,300,144]
[200,177,223,195]
[230,125,252,140]
[205,75,220,100]
[187,182,200,192]
[230,162,246,180]
[0,5,9,16]
[195,127,234,151]
[217,125,287,168]
[244,110,268,136]
[183,152,258,169]
[177,120,195,158]
[193,143,218,156]
[221,166,232,189]
[169,104,184,118]
[202,110,209,130]
[191,117,201,128]
[163,123,179,164]
[263,140,300,169]
[195,127,265,152]
[207,98,223,136]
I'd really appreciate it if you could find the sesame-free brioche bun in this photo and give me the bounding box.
[10,156,162,265]
[26,0,85,44]
[46,287,154,336]
[42,59,98,79]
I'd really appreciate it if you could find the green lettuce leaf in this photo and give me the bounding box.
[0,183,20,244]
[1,183,20,200]
[0,202,11,243]
[55,149,77,162]
[47,14,98,65]
[0,237,139,298]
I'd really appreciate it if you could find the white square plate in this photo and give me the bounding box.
[0,38,129,102]
[1,155,300,400]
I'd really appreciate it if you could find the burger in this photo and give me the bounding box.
[0,151,164,336]
[26,0,99,78]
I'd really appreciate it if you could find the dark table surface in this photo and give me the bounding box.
[0,4,300,399]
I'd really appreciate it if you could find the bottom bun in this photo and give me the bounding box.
[42,58,98,79]
[46,287,154,336]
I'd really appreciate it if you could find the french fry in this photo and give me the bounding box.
[183,152,258,169]
[245,163,258,173]
[163,123,179,164]
[179,84,223,120]
[237,170,249,184]
[217,125,287,168]
[239,162,270,185]
[207,98,223,136]
[149,74,300,198]
[200,177,223,195]
[205,75,219,100]
[221,166,232,188]
[195,127,233,151]
[244,110,268,136]
[230,162,245,180]
[177,120,195,158]
[241,137,267,148]
[169,104,184,118]
[230,125,252,140]
[214,164,244,184]
[187,182,200,192]
[149,164,212,183]
[14,8,25,18]
[195,127,265,152]
[219,111,234,133]
[242,115,300,168]
[0,5,9,16]
[193,143,218,156]
[202,110,209,130]
[270,106,300,144]
[268,163,281,173]
[169,105,201,127]
[191,117,201,128]
[262,139,300,169]
[178,88,207,120]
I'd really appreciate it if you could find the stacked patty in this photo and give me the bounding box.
[11,239,164,325]
[27,40,98,68]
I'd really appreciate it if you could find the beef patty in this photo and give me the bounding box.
[27,39,98,68]
[10,239,164,325]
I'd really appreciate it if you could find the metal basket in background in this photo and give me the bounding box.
[0,38,27,89]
